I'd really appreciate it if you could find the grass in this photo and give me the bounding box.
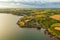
[49,23,60,38]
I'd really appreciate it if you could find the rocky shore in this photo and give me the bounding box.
[44,29,60,40]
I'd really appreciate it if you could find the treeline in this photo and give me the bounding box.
[0,8,60,16]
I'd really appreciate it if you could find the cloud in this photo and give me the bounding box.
[0,0,60,8]
[45,0,60,2]
[0,0,60,2]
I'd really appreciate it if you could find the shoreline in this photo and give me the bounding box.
[44,29,60,40]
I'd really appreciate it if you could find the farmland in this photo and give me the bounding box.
[0,8,60,39]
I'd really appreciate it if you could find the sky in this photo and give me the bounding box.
[0,0,60,8]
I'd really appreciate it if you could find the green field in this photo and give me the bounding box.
[17,9,60,38]
[0,8,60,38]
[49,23,60,38]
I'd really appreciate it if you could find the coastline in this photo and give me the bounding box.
[44,29,60,40]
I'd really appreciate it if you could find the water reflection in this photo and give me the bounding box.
[0,13,51,40]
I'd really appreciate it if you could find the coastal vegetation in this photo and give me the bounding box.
[0,8,60,39]
[50,23,60,38]
[16,9,60,39]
